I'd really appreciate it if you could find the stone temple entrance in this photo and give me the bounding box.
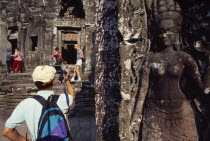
[56,27,81,65]
[8,39,17,54]
[62,41,77,64]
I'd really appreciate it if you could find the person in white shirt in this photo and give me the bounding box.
[1,65,75,141]
[70,44,84,82]
[11,48,23,73]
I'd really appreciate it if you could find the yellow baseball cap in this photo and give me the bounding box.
[32,65,56,83]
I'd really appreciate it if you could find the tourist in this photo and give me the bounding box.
[1,65,75,141]
[34,47,38,53]
[70,44,84,82]
[53,47,62,65]
[34,47,40,66]
[11,48,23,73]
[6,48,12,73]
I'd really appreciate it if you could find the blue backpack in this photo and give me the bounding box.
[33,94,72,141]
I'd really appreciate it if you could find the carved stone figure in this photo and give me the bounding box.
[129,9,205,141]
[117,0,210,140]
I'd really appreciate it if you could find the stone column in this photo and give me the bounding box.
[18,25,28,57]
[118,0,150,140]
[84,26,95,75]
[43,27,53,65]
[0,19,7,64]
[52,26,58,50]
[58,30,62,50]
[95,0,121,141]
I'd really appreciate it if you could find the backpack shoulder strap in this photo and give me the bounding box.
[50,95,60,103]
[33,95,47,106]
[64,88,70,107]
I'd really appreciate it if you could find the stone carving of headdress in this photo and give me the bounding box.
[155,11,183,32]
[149,0,186,50]
[152,0,183,33]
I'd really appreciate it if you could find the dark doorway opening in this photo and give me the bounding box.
[62,41,77,64]
[8,39,17,54]
[30,36,38,51]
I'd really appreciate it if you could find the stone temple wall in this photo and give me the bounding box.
[0,0,96,74]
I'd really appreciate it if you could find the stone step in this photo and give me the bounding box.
[1,79,34,86]
[74,102,95,108]
[0,73,94,83]
[0,66,7,74]
[0,78,94,88]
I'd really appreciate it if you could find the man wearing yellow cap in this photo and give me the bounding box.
[1,65,75,141]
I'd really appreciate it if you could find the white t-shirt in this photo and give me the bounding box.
[5,91,73,141]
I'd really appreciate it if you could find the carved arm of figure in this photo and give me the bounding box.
[193,40,210,93]
[130,56,151,140]
[182,53,207,116]
[183,53,204,93]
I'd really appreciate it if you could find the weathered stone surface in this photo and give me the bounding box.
[95,0,121,140]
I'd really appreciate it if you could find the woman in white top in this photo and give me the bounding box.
[11,48,23,73]
[71,44,84,82]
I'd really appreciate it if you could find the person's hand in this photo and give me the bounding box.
[64,68,70,75]
[204,88,210,94]
[64,68,70,81]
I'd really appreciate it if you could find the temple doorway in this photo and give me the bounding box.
[8,39,17,54]
[62,41,77,64]
[56,27,81,65]
[30,36,38,51]
[7,26,18,54]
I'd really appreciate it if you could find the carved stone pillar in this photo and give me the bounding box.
[43,27,53,65]
[84,26,95,75]
[118,0,149,140]
[95,0,121,141]
[18,25,27,57]
[0,19,7,64]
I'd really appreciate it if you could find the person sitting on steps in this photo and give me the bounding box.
[53,47,62,65]
[71,44,84,82]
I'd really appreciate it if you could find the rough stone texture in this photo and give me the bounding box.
[0,20,8,64]
[95,0,121,140]
[118,0,150,140]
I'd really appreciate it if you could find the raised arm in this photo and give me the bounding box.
[64,68,75,99]
[131,56,151,128]
[183,53,204,91]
